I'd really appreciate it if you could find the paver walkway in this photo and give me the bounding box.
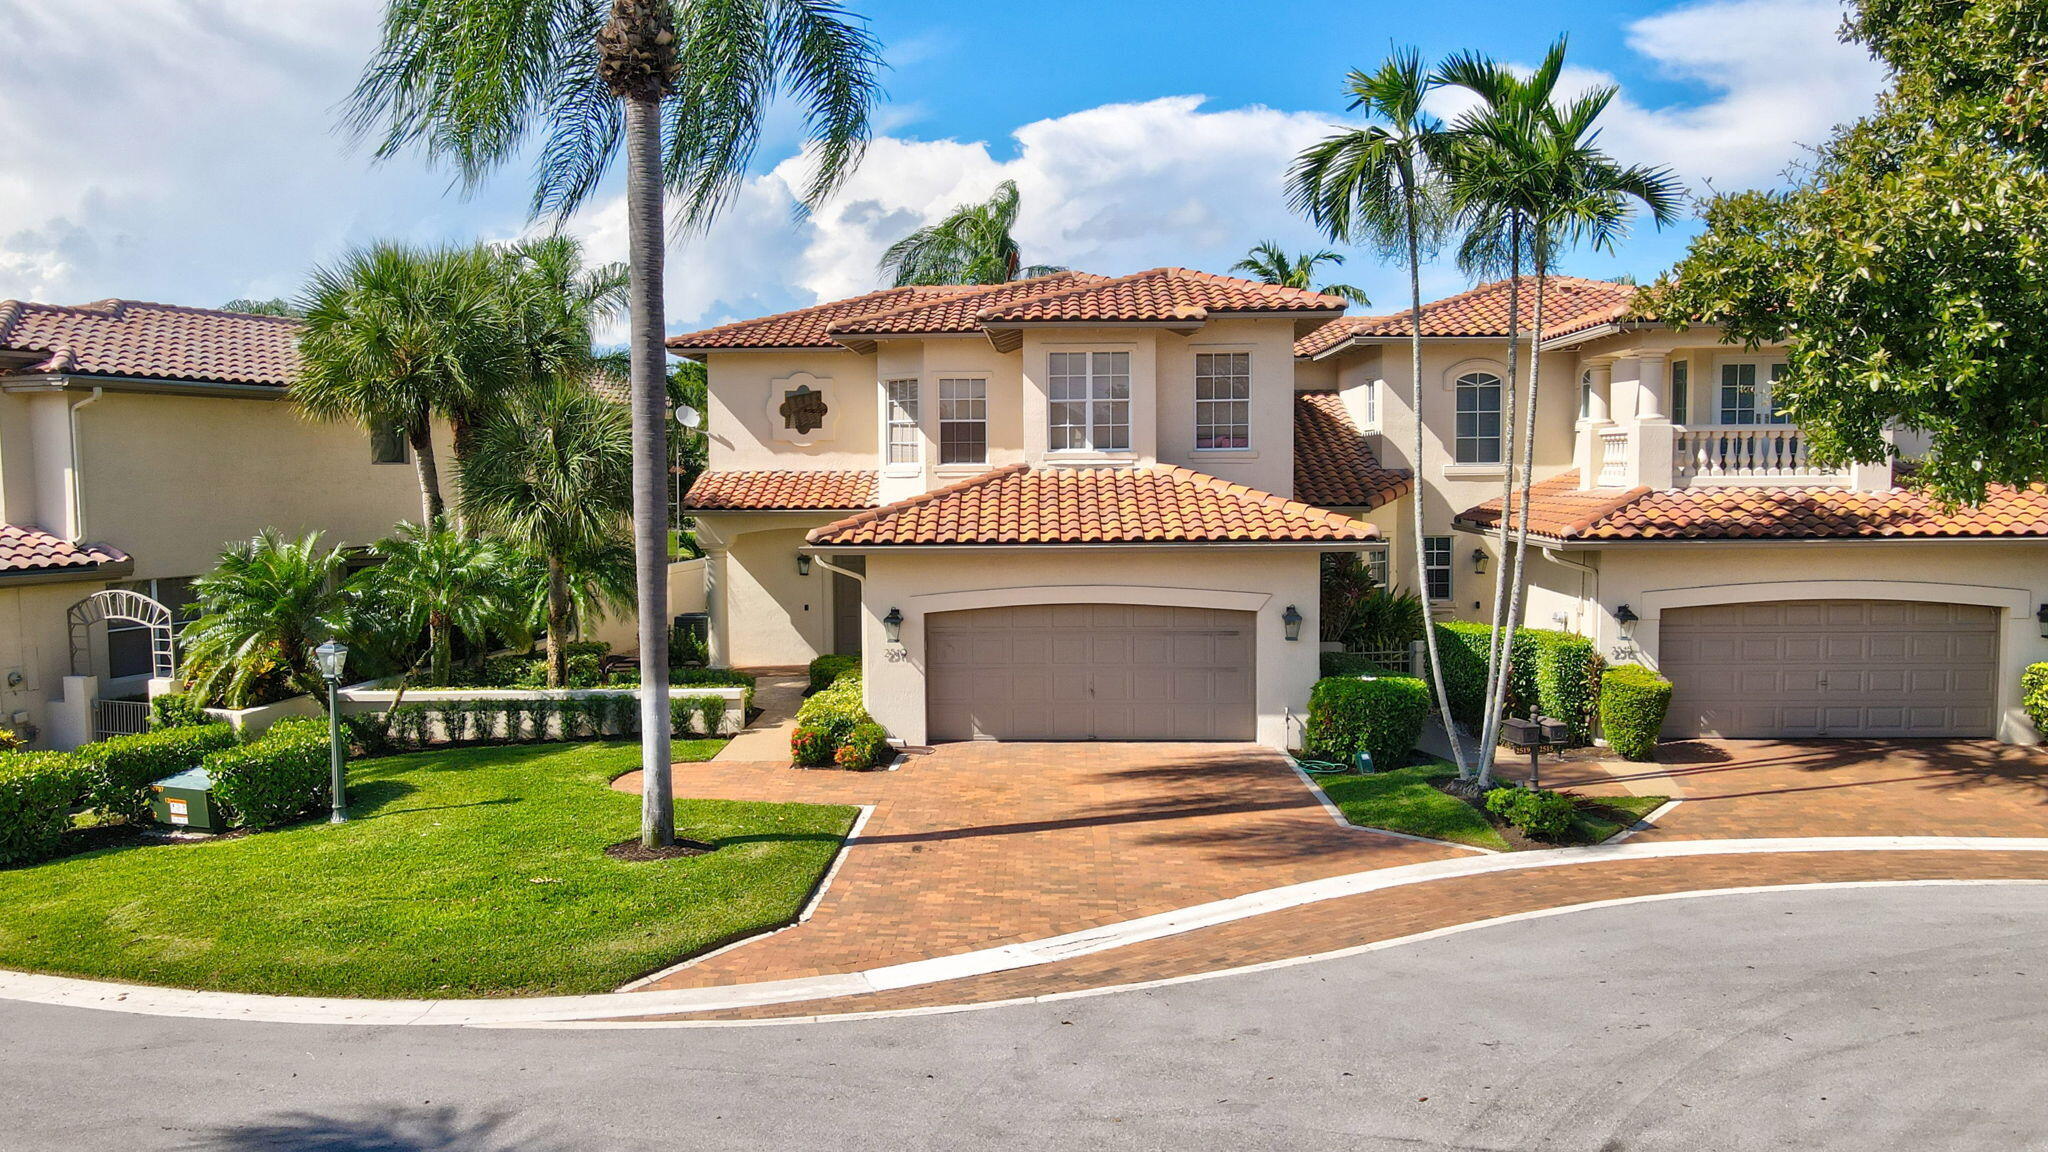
[710,666,807,761]
[615,741,1464,990]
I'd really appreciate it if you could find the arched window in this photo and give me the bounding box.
[1454,371,1502,464]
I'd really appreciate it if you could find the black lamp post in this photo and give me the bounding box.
[313,639,349,824]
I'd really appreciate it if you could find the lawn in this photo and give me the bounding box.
[0,740,857,998]
[1311,760,1666,851]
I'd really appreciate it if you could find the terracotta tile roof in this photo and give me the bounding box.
[1293,276,1639,357]
[823,272,1107,339]
[978,267,1348,325]
[684,469,879,511]
[0,299,301,386]
[0,524,128,574]
[1292,392,1411,510]
[807,463,1377,547]
[665,286,978,352]
[1455,471,2048,542]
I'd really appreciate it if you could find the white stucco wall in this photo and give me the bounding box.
[851,546,1325,750]
[697,512,843,668]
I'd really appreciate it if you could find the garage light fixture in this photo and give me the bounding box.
[883,607,904,644]
[796,553,812,577]
[1471,548,1487,575]
[1282,604,1303,642]
[2037,604,2048,638]
[1614,603,1638,637]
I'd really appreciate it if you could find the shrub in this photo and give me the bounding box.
[669,694,729,737]
[1320,651,1397,679]
[1429,624,1601,744]
[1600,664,1673,761]
[1484,785,1577,839]
[672,668,757,712]
[791,725,835,768]
[795,677,871,744]
[1305,675,1430,770]
[0,752,82,865]
[150,692,210,729]
[2023,663,2048,734]
[206,717,330,830]
[837,722,892,770]
[74,724,239,825]
[1527,630,1602,744]
[807,653,861,694]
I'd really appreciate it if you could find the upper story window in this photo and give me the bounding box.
[1717,361,1789,425]
[1423,536,1453,602]
[370,421,409,465]
[1671,359,1690,425]
[1194,352,1251,450]
[1361,379,1381,429]
[938,378,987,465]
[1578,370,1593,420]
[884,379,920,465]
[1453,371,1503,464]
[1049,351,1130,452]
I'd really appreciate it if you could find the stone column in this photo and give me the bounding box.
[704,548,731,669]
[1629,353,1674,488]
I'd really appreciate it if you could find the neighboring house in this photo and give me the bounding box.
[670,269,1408,749]
[0,298,453,747]
[1303,276,2048,744]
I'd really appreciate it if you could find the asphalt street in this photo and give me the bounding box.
[3,882,2044,1151]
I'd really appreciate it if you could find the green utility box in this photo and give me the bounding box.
[150,766,225,832]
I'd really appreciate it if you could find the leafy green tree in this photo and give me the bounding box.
[358,518,521,686]
[1288,48,1469,772]
[461,381,634,687]
[1231,241,1370,306]
[221,298,302,317]
[879,180,1066,286]
[347,0,882,848]
[1650,0,2048,505]
[181,531,349,708]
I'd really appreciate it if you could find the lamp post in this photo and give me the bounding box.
[313,639,349,824]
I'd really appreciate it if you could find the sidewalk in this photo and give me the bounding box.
[711,666,807,762]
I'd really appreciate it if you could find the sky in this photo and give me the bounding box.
[0,0,1887,339]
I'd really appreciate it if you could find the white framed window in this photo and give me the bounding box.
[1578,370,1594,420]
[1364,545,1390,588]
[1423,536,1453,602]
[106,577,199,679]
[370,421,409,465]
[1361,379,1381,429]
[1193,351,1251,450]
[1048,350,1130,452]
[884,378,920,465]
[938,377,987,465]
[1716,360,1789,425]
[1454,371,1503,464]
[1671,359,1689,425]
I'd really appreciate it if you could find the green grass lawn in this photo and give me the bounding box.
[0,740,857,999]
[1310,760,1667,852]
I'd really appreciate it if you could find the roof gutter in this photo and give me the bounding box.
[3,372,289,400]
[802,539,1377,555]
[0,556,133,589]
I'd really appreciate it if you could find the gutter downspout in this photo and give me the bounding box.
[1542,546,1598,637]
[67,386,104,544]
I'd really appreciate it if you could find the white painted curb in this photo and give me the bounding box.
[3,835,2044,1028]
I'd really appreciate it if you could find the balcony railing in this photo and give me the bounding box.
[1673,425,1847,486]
[1597,429,1630,487]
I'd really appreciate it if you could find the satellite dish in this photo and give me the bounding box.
[674,404,703,429]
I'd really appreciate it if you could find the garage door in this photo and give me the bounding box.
[1658,600,1997,738]
[926,604,1254,741]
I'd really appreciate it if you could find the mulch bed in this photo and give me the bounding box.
[604,837,717,862]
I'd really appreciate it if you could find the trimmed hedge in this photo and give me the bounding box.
[1305,674,1430,770]
[74,724,239,825]
[0,752,82,865]
[1484,785,1576,838]
[1320,651,1398,678]
[792,675,876,768]
[808,654,861,694]
[1600,664,1673,761]
[149,692,210,729]
[2023,663,2048,734]
[206,718,330,830]
[358,692,735,754]
[1430,623,1602,744]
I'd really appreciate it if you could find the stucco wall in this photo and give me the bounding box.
[704,349,878,471]
[698,513,842,668]
[0,578,108,744]
[1153,318,1300,496]
[854,547,1324,749]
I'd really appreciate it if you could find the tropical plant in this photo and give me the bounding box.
[181,530,349,708]
[879,180,1065,286]
[293,242,512,524]
[357,518,522,686]
[221,298,303,317]
[481,235,630,456]
[1231,241,1370,306]
[347,0,882,848]
[1434,38,1682,784]
[461,381,634,687]
[1287,47,1469,773]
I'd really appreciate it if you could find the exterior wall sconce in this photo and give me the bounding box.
[796,554,812,577]
[1614,603,1639,636]
[883,607,904,644]
[1282,604,1303,642]
[2037,604,2048,638]
[1471,548,1488,575]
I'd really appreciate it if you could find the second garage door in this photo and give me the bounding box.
[1659,599,1997,738]
[926,604,1255,741]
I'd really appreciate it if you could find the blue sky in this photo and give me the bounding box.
[0,1,1884,335]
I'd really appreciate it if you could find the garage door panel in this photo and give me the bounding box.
[1660,599,1996,739]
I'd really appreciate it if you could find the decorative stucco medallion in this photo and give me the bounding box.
[766,371,837,445]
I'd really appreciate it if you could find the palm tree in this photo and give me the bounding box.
[358,519,520,686]
[1231,241,1371,306]
[294,242,513,524]
[1437,40,1683,784]
[484,235,630,452]
[461,381,634,688]
[879,180,1066,286]
[1288,48,1470,775]
[221,298,302,318]
[181,530,349,708]
[346,0,882,849]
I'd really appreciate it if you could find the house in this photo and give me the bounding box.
[0,298,455,747]
[1302,276,2048,744]
[670,269,1407,749]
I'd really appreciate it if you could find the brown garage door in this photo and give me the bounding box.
[1658,600,1997,738]
[926,604,1255,741]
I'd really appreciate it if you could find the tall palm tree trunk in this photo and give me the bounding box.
[1477,232,1524,776]
[545,553,573,688]
[623,95,674,849]
[1406,186,1469,776]
[1481,261,1551,787]
[408,423,445,525]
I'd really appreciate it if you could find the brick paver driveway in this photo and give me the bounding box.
[618,742,1464,992]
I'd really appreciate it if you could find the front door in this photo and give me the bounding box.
[831,571,862,656]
